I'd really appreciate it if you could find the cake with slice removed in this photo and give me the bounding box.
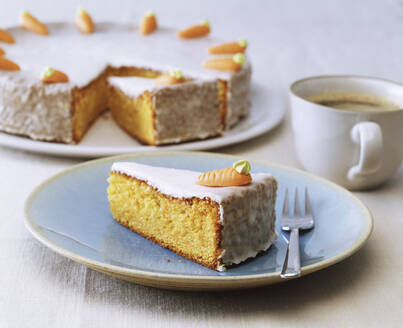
[107,160,277,271]
[0,13,252,145]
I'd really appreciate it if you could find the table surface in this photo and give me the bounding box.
[1,0,403,327]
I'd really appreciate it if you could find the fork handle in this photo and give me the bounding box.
[281,228,301,278]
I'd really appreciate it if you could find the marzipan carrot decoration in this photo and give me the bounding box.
[155,69,185,85]
[0,57,20,71]
[20,11,49,35]
[196,160,252,187]
[140,11,157,35]
[0,29,15,44]
[202,53,246,72]
[76,8,95,34]
[178,20,210,38]
[41,67,69,83]
[208,39,248,54]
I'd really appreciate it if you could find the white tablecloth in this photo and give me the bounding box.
[1,0,403,327]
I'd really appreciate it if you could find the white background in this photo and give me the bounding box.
[1,0,403,327]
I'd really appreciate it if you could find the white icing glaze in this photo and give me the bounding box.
[110,161,277,270]
[108,75,210,99]
[108,76,159,98]
[111,161,271,204]
[1,22,248,88]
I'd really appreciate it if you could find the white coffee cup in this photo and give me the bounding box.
[289,75,403,190]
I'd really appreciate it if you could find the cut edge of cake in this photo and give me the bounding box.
[108,75,225,146]
[108,172,224,270]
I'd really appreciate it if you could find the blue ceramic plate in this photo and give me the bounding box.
[25,152,373,290]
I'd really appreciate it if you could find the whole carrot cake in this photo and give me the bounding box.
[0,11,252,145]
[107,160,277,271]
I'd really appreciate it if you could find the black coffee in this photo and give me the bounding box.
[307,93,400,112]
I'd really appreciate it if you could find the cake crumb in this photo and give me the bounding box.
[166,258,171,263]
[178,260,183,263]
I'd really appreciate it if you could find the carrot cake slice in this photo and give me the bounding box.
[107,160,277,271]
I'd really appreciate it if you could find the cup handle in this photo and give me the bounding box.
[348,122,383,181]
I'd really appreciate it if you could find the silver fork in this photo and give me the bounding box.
[280,188,314,278]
